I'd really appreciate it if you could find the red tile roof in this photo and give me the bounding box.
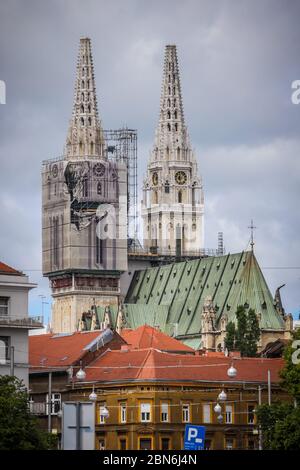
[83,348,285,384]
[121,325,194,353]
[0,261,22,275]
[29,331,104,371]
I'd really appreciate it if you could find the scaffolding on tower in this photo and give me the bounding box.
[104,128,138,242]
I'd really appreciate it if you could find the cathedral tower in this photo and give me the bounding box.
[142,45,204,256]
[42,38,127,333]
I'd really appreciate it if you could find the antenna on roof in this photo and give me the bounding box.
[248,219,257,252]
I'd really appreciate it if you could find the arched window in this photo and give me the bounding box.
[88,104,91,113]
[80,117,84,126]
[90,142,94,154]
[173,87,175,94]
[80,104,84,113]
[167,111,171,119]
[97,182,102,195]
[174,98,176,106]
[166,146,169,158]
[174,110,177,119]
[167,123,171,131]
[81,92,84,100]
[82,178,88,197]
[168,87,171,95]
[168,74,171,83]
[88,117,92,126]
[175,123,178,131]
[177,147,181,159]
[79,141,83,155]
[87,80,90,88]
[165,181,170,194]
[167,98,171,107]
[81,80,85,88]
[178,191,182,203]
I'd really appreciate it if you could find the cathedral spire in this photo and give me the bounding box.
[65,37,105,159]
[153,44,191,162]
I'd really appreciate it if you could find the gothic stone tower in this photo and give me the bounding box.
[42,38,127,333]
[142,45,204,256]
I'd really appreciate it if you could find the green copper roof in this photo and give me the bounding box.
[124,251,285,340]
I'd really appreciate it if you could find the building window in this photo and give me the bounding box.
[0,297,9,316]
[140,403,151,422]
[139,438,152,450]
[99,404,107,424]
[97,182,102,195]
[98,439,105,450]
[178,191,182,203]
[165,181,170,193]
[0,336,10,363]
[119,438,127,450]
[225,405,233,424]
[202,404,211,424]
[248,438,255,450]
[120,403,127,423]
[160,402,169,422]
[46,393,61,415]
[82,178,88,197]
[225,438,234,450]
[161,438,170,450]
[182,404,190,423]
[247,405,256,424]
[204,439,212,450]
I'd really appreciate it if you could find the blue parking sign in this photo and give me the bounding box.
[184,425,206,450]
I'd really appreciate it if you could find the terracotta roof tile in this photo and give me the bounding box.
[83,348,285,384]
[29,331,104,370]
[121,325,194,352]
[0,261,22,275]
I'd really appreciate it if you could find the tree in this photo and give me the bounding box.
[256,330,300,450]
[224,305,260,357]
[0,375,56,450]
[224,321,236,352]
[280,328,300,402]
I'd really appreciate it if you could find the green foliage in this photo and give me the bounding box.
[0,375,56,450]
[257,402,300,450]
[224,321,236,351]
[280,329,300,402]
[224,305,260,357]
[257,332,300,450]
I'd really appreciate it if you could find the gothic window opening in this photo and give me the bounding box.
[174,98,176,107]
[53,216,59,268]
[82,178,88,197]
[167,123,171,131]
[90,141,94,154]
[81,80,84,88]
[167,98,170,107]
[178,190,182,203]
[87,79,90,88]
[168,87,171,95]
[174,110,177,119]
[165,181,170,193]
[81,92,84,100]
[80,117,84,126]
[96,236,103,264]
[79,141,83,155]
[167,111,171,119]
[97,182,102,195]
[88,117,92,126]
[80,104,84,113]
[88,104,91,113]
[175,123,178,131]
[177,147,181,159]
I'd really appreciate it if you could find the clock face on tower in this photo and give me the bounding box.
[175,171,187,185]
[93,163,105,177]
[152,172,158,186]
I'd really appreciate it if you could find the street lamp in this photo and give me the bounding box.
[76,361,86,381]
[227,363,237,378]
[217,414,224,423]
[100,405,109,419]
[89,385,97,402]
[214,403,222,414]
[218,389,227,401]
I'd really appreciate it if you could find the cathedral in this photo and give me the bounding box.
[41,38,293,351]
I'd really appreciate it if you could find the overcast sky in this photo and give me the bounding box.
[0,0,300,322]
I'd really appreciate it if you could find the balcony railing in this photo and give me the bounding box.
[0,315,43,328]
